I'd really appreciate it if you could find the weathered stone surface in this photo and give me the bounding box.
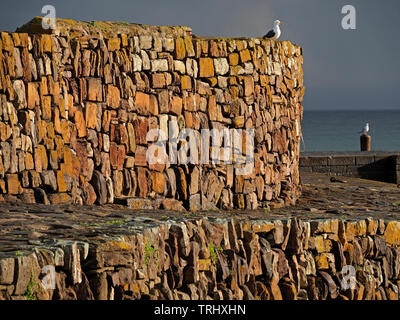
[199,58,215,77]
[0,258,14,285]
[91,171,108,205]
[384,221,400,246]
[107,85,121,109]
[0,23,305,219]
[161,198,185,211]
[14,253,40,296]
[214,58,229,75]
[6,174,23,194]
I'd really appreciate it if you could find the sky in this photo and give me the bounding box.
[0,0,399,111]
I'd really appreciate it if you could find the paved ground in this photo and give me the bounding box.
[1,172,400,254]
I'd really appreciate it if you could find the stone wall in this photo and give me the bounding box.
[300,152,400,184]
[2,216,400,300]
[0,17,304,210]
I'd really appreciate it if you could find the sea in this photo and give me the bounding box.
[301,110,400,152]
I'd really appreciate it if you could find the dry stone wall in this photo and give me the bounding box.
[0,19,304,210]
[2,216,400,300]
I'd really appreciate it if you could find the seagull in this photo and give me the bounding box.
[359,122,369,135]
[263,20,283,40]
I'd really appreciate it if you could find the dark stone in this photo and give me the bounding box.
[318,271,339,299]
[33,188,49,204]
[73,273,94,300]
[90,170,107,205]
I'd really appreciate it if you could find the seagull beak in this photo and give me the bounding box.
[280,22,283,25]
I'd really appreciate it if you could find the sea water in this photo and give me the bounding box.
[301,110,400,152]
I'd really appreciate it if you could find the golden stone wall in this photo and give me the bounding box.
[0,18,304,210]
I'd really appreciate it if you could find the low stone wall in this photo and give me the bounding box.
[300,152,400,184]
[2,215,400,300]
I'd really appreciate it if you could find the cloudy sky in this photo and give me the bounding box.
[0,0,399,110]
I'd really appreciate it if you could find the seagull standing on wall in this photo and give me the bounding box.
[359,123,369,135]
[263,20,283,40]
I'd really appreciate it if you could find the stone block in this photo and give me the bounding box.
[199,58,215,78]
[214,58,229,75]
[151,59,168,72]
[87,78,103,101]
[0,257,15,285]
[135,92,150,115]
[327,156,355,166]
[174,38,186,60]
[299,156,328,167]
[170,96,183,116]
[107,38,121,51]
[6,174,22,195]
[355,155,376,166]
[107,85,121,109]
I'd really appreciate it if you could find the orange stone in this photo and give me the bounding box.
[149,95,159,115]
[25,152,34,170]
[120,34,128,47]
[63,147,73,176]
[135,145,148,167]
[152,73,166,88]
[87,78,103,101]
[74,110,87,138]
[184,111,193,128]
[57,169,67,192]
[170,96,183,116]
[60,119,71,144]
[49,193,72,204]
[0,123,11,141]
[206,77,218,87]
[110,143,126,171]
[240,49,251,63]
[6,174,22,195]
[384,221,400,246]
[27,83,40,109]
[175,38,186,60]
[184,36,195,57]
[151,172,166,194]
[199,58,215,78]
[135,91,150,115]
[71,154,81,179]
[41,34,52,53]
[181,76,192,90]
[37,119,47,144]
[244,76,254,97]
[108,38,121,51]
[260,75,269,87]
[137,167,149,198]
[41,95,52,120]
[1,32,14,52]
[107,85,120,109]
[134,117,149,145]
[229,53,239,66]
[38,145,48,170]
[85,102,98,129]
[184,93,199,112]
[208,95,217,121]
[209,41,219,57]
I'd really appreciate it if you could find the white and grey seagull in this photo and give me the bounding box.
[359,122,369,135]
[263,20,283,40]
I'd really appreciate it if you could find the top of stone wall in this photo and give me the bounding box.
[14,17,302,52]
[16,16,193,38]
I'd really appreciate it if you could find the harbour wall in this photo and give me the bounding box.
[300,152,400,184]
[0,17,304,210]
